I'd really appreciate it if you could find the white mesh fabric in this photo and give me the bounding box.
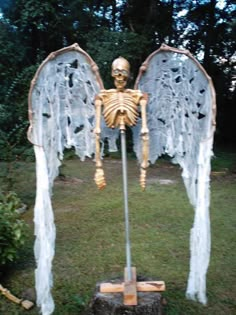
[134,48,215,304]
[30,50,101,162]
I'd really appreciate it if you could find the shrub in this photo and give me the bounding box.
[0,191,28,266]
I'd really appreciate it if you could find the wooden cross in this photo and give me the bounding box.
[100,267,165,305]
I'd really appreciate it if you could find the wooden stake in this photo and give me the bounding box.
[124,267,137,305]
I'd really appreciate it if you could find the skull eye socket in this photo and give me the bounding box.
[113,69,129,76]
[113,69,120,75]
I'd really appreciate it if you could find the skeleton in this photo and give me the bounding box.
[28,43,216,315]
[94,57,149,190]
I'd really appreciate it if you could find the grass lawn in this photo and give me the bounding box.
[0,151,235,314]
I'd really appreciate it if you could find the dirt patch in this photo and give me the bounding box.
[55,206,80,213]
[147,177,177,185]
[55,176,84,185]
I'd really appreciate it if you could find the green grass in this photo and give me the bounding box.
[0,152,235,314]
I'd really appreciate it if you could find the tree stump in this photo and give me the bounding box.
[84,277,163,315]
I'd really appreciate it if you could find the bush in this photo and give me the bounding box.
[0,191,28,266]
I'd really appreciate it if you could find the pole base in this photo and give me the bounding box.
[100,267,165,306]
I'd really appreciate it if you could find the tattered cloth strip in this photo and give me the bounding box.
[34,145,55,315]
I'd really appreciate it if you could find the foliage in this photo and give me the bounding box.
[0,60,36,190]
[0,56,37,162]
[0,0,235,158]
[0,18,27,99]
[0,191,28,266]
[86,27,149,87]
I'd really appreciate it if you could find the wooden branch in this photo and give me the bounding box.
[0,284,34,310]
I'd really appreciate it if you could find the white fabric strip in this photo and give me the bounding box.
[34,145,56,315]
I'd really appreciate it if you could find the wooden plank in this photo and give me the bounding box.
[100,281,165,293]
[100,283,124,293]
[137,281,165,292]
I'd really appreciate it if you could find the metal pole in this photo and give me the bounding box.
[120,129,132,281]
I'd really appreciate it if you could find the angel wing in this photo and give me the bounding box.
[133,44,216,304]
[28,44,119,315]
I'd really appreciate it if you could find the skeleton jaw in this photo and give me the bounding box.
[114,78,127,90]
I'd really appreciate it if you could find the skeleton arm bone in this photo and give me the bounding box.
[139,94,149,190]
[94,96,106,189]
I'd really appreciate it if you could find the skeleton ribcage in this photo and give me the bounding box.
[103,93,139,128]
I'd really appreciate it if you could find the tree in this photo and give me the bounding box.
[0,17,37,161]
[183,0,236,143]
[86,27,149,87]
[0,0,235,148]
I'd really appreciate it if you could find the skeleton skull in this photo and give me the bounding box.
[111,57,130,90]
